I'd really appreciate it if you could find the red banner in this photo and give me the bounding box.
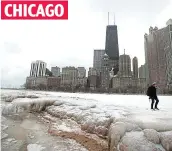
[1,0,68,20]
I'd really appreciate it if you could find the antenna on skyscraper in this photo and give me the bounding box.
[108,12,109,25]
[124,49,125,55]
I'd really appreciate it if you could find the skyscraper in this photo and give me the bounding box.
[77,67,86,78]
[118,51,132,78]
[101,53,110,89]
[93,49,105,75]
[61,67,78,87]
[132,57,138,78]
[105,25,119,60]
[51,66,60,77]
[144,19,172,90]
[139,64,146,79]
[30,60,47,77]
[105,15,119,75]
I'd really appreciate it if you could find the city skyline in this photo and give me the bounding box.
[1,0,172,87]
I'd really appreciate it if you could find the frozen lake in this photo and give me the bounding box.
[1,89,172,151]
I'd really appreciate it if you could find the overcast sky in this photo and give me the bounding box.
[0,0,172,88]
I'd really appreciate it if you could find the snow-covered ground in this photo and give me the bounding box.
[1,89,172,151]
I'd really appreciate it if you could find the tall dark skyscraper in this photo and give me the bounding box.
[105,25,119,60]
[105,15,119,75]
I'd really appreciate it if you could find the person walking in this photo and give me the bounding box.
[147,82,159,110]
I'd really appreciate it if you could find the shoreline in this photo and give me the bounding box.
[1,88,172,96]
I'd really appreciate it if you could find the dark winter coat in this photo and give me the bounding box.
[147,85,157,98]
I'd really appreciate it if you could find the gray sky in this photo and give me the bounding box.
[0,0,172,88]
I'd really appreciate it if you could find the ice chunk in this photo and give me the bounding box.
[125,122,142,132]
[159,131,172,151]
[143,129,160,144]
[95,126,108,136]
[52,122,74,132]
[27,144,45,151]
[118,132,165,151]
[108,122,127,150]
[53,101,64,106]
[2,96,17,102]
[2,98,56,115]
[2,103,25,115]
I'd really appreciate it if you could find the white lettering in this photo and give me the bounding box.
[4,4,12,17]
[45,4,54,17]
[36,4,45,17]
[28,4,36,17]
[23,4,27,17]
[13,4,22,17]
[54,4,64,17]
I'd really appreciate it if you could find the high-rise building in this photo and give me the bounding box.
[88,67,100,89]
[51,66,60,77]
[105,21,119,75]
[88,67,97,76]
[139,64,146,79]
[117,51,132,78]
[132,57,138,78]
[144,19,172,90]
[88,75,100,90]
[30,60,47,77]
[105,25,119,60]
[77,67,86,78]
[101,53,110,89]
[61,67,78,87]
[93,49,105,75]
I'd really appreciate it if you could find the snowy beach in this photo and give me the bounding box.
[1,89,172,151]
